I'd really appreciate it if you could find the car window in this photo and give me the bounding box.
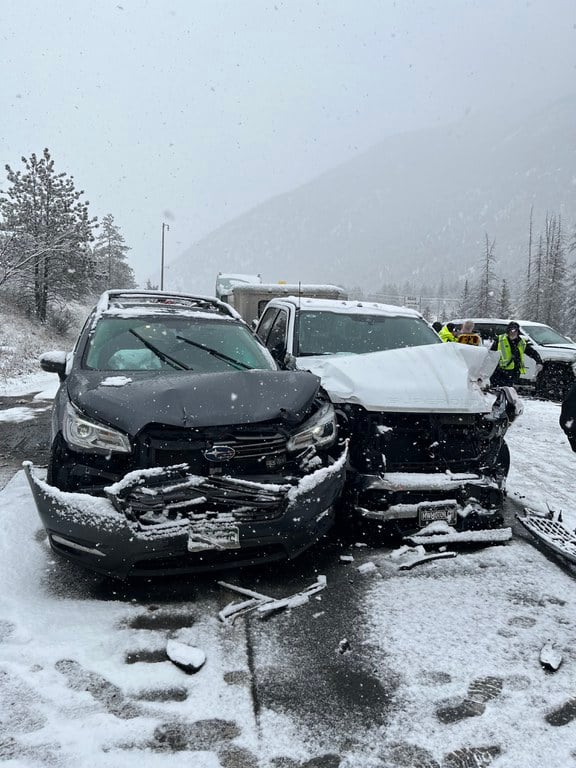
[256,307,279,343]
[521,324,573,346]
[296,311,440,356]
[265,310,288,355]
[473,324,509,341]
[84,316,276,372]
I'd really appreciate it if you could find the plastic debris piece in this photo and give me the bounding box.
[540,642,563,672]
[397,551,457,570]
[166,639,206,674]
[338,638,351,654]
[517,512,576,564]
[406,527,512,547]
[357,561,377,574]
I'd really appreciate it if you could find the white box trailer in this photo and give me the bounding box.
[229,283,348,325]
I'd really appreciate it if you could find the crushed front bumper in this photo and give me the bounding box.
[349,471,505,535]
[24,449,346,579]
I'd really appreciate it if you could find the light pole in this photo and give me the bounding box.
[161,222,170,290]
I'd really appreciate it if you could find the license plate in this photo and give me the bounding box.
[419,502,457,526]
[187,522,240,552]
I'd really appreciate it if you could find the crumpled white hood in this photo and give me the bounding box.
[298,343,501,413]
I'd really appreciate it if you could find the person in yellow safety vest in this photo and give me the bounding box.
[489,321,542,387]
[438,322,458,342]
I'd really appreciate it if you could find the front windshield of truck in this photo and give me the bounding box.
[521,324,574,346]
[85,316,276,372]
[296,311,441,356]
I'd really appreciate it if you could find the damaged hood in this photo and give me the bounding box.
[67,369,320,431]
[298,343,500,413]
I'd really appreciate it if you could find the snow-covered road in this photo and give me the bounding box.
[1,375,576,766]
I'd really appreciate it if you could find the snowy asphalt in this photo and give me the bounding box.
[1,386,576,766]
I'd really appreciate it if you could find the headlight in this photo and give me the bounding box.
[63,403,131,454]
[286,402,337,452]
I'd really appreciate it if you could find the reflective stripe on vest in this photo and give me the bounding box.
[498,334,526,373]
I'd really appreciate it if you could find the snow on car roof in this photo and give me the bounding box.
[217,273,262,282]
[279,296,422,318]
[451,317,551,328]
[101,306,235,321]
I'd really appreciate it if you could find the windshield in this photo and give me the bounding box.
[296,311,441,356]
[84,316,275,372]
[521,324,574,346]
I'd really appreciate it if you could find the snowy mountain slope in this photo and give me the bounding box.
[165,95,576,295]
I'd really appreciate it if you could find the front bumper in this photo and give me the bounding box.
[349,471,504,535]
[24,449,346,579]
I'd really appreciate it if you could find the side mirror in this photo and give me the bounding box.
[40,351,68,380]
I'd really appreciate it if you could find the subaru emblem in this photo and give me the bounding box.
[203,444,236,462]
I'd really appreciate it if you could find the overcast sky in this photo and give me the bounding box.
[2,0,575,286]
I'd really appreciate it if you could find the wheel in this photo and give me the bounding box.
[493,440,510,490]
[535,364,572,401]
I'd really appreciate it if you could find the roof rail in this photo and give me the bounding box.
[98,290,241,319]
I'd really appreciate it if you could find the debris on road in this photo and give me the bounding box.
[517,510,576,565]
[338,638,351,654]
[166,639,206,674]
[357,561,378,575]
[340,554,355,563]
[257,577,327,615]
[540,642,563,672]
[405,520,513,547]
[218,576,327,623]
[396,550,458,570]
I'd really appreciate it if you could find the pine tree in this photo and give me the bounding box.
[92,214,136,292]
[541,214,567,329]
[458,279,470,316]
[471,234,497,315]
[0,149,96,321]
[498,279,511,318]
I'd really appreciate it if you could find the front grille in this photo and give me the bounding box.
[345,409,493,473]
[134,424,288,474]
[106,465,291,524]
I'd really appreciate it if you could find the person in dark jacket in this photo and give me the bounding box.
[560,382,576,452]
[490,321,542,387]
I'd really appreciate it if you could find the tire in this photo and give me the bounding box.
[493,440,510,490]
[535,364,572,401]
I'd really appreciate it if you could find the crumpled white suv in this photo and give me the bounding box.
[256,297,518,539]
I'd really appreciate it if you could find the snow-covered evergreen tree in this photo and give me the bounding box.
[470,234,497,315]
[458,279,470,316]
[498,279,511,318]
[541,214,567,329]
[0,149,96,322]
[92,214,136,292]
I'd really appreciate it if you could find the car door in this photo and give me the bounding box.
[263,308,289,365]
[255,306,280,344]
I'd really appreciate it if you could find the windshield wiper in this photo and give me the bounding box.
[175,335,252,370]
[129,329,190,370]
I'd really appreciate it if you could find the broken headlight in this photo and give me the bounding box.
[286,401,337,452]
[63,402,131,454]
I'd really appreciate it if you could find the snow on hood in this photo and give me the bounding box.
[299,343,500,413]
[68,369,321,431]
